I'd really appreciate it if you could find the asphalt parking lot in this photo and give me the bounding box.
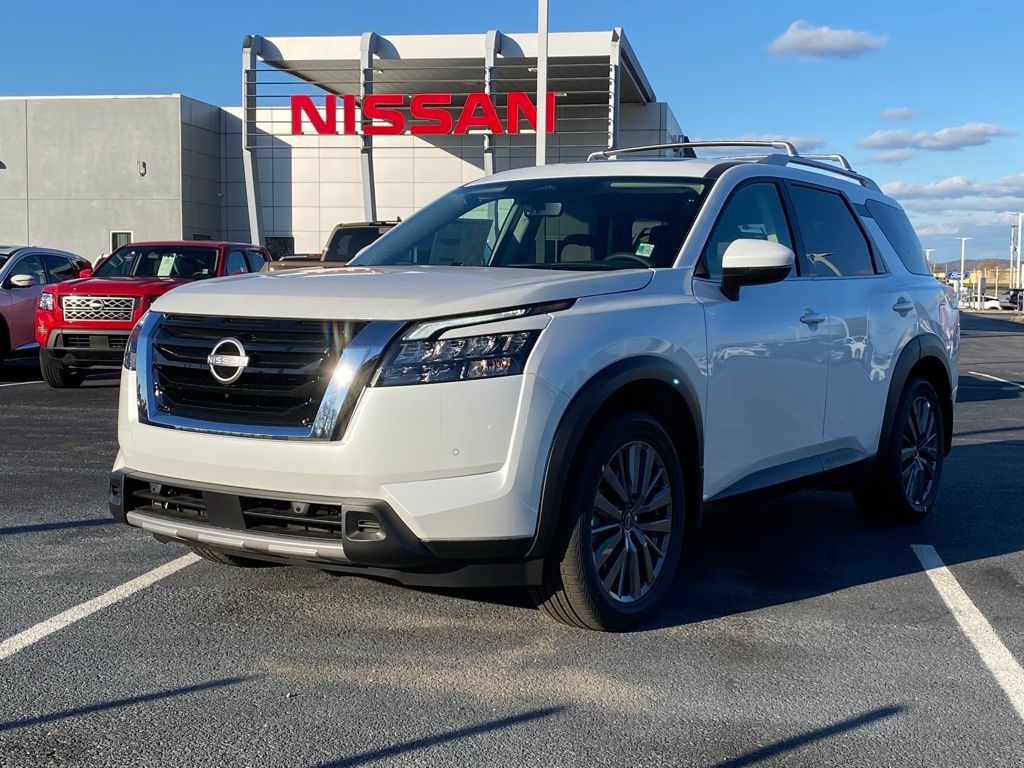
[1,311,1022,767]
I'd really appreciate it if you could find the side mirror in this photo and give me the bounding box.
[78,268,93,279]
[720,239,794,301]
[9,274,38,289]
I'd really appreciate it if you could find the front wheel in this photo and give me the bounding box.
[530,411,687,631]
[39,350,86,388]
[855,377,945,523]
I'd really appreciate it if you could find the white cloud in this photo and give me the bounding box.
[882,173,1024,200]
[904,196,1024,213]
[880,107,916,120]
[912,212,1012,237]
[769,20,888,60]
[858,123,1016,151]
[863,149,916,165]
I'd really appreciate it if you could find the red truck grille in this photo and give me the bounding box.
[62,295,136,322]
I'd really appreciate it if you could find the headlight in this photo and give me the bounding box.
[377,331,539,386]
[123,312,149,371]
[38,293,54,311]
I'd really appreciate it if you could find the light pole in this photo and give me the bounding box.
[1006,212,1024,289]
[535,0,549,166]
[954,237,971,307]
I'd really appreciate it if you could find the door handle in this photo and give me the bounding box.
[800,310,826,326]
[892,297,913,314]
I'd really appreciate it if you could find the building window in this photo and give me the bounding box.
[191,233,213,241]
[110,231,133,252]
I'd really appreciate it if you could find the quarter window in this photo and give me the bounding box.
[701,183,793,279]
[788,185,875,277]
[865,199,930,275]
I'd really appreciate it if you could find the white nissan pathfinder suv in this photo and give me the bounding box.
[111,141,959,631]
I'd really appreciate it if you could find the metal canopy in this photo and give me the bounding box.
[252,30,655,106]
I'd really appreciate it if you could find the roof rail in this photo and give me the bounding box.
[757,154,880,191]
[587,140,799,162]
[586,140,880,191]
[801,153,854,171]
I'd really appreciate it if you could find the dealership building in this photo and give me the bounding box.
[0,30,684,260]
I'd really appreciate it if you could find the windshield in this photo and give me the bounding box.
[94,246,219,279]
[324,227,388,263]
[351,177,707,270]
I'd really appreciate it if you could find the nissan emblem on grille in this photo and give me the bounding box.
[207,338,250,384]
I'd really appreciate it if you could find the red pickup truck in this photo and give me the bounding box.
[36,241,269,387]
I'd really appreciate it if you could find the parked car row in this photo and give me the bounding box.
[1,241,270,387]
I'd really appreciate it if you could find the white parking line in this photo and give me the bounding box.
[0,554,199,661]
[968,371,1024,390]
[912,545,1024,720]
[0,380,44,388]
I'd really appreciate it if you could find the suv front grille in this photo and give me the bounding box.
[62,295,136,322]
[150,314,367,428]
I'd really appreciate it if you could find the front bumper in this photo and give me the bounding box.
[46,329,129,368]
[109,470,542,587]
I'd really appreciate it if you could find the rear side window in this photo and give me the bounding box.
[788,185,876,277]
[865,200,930,275]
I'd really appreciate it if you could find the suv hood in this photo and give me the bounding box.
[52,276,191,297]
[152,266,653,320]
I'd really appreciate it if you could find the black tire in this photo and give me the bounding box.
[530,411,687,631]
[855,376,945,524]
[188,544,276,568]
[39,350,86,388]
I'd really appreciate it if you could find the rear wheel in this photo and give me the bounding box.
[530,411,687,631]
[39,350,86,388]
[188,544,276,568]
[855,377,944,523]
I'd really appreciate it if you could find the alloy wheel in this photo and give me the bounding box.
[590,440,673,603]
[901,396,940,508]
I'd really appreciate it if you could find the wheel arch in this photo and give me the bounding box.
[526,356,704,560]
[880,335,954,457]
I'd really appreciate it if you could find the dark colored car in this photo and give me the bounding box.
[36,241,269,387]
[0,246,90,362]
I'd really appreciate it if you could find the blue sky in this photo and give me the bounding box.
[3,0,1022,265]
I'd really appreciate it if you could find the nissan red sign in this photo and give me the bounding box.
[290,92,556,136]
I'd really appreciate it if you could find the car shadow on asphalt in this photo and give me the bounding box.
[648,438,1024,632]
[415,439,1023,633]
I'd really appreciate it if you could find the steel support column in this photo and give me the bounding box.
[241,35,265,245]
[360,32,380,222]
[483,29,503,175]
[607,30,621,151]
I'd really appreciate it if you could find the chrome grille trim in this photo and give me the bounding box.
[135,312,404,441]
[62,295,136,322]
